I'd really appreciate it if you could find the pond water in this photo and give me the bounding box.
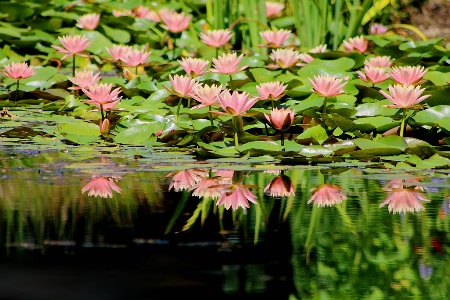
[0,149,449,299]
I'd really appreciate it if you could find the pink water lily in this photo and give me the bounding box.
[342,35,369,53]
[52,34,92,61]
[309,75,347,97]
[68,69,101,90]
[364,55,393,68]
[179,57,209,77]
[307,184,347,207]
[166,74,201,98]
[370,23,388,35]
[256,81,287,101]
[189,83,223,109]
[119,47,151,67]
[82,83,122,110]
[3,62,35,80]
[390,65,428,85]
[356,66,391,84]
[200,29,233,48]
[269,48,301,69]
[264,108,295,132]
[309,44,327,53]
[380,84,430,108]
[82,176,122,198]
[106,44,132,62]
[161,10,191,33]
[218,89,259,116]
[210,52,248,75]
[260,29,291,47]
[76,13,100,30]
[266,1,285,18]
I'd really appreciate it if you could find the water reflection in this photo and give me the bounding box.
[81,175,122,198]
[379,179,430,214]
[264,172,295,197]
[307,184,347,207]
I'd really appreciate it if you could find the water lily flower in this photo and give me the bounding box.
[256,81,287,101]
[364,55,393,68]
[3,62,35,80]
[166,74,201,98]
[200,29,233,48]
[210,52,248,75]
[119,47,151,67]
[269,48,302,69]
[266,1,285,18]
[68,69,101,90]
[132,5,152,19]
[307,184,347,207]
[216,183,258,210]
[390,65,428,85]
[52,34,92,61]
[82,83,122,111]
[76,13,100,30]
[189,83,223,109]
[342,35,369,53]
[379,84,430,109]
[178,57,209,77]
[264,174,295,197]
[259,28,291,47]
[356,66,391,85]
[309,75,347,98]
[379,189,430,214]
[370,23,388,35]
[112,9,132,17]
[298,53,315,66]
[82,176,122,198]
[161,10,191,33]
[106,44,132,62]
[218,89,259,116]
[167,169,206,192]
[264,108,295,132]
[309,44,327,53]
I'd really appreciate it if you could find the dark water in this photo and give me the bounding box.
[0,151,449,299]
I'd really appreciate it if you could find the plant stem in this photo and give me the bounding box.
[229,74,233,89]
[281,130,285,149]
[100,104,105,122]
[322,97,327,113]
[400,108,407,137]
[176,97,183,123]
[172,36,177,59]
[72,55,76,78]
[209,106,214,126]
[271,100,275,109]
[264,123,269,135]
[14,79,19,101]
[233,116,239,147]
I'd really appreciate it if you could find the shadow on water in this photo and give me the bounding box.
[0,151,449,299]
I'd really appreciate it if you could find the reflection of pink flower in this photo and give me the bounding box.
[260,29,291,47]
[200,29,233,48]
[210,52,248,75]
[342,35,368,53]
[364,56,392,68]
[256,81,287,101]
[82,83,122,110]
[356,66,390,84]
[379,84,430,109]
[370,23,388,35]
[307,184,347,207]
[264,175,295,197]
[82,176,122,198]
[179,57,209,77]
[192,178,223,199]
[216,184,258,210]
[309,75,347,97]
[264,108,295,131]
[167,169,206,192]
[68,69,101,90]
[266,1,284,18]
[379,189,430,214]
[52,34,92,61]
[76,13,100,30]
[3,62,35,80]
[161,11,191,33]
[390,66,428,85]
